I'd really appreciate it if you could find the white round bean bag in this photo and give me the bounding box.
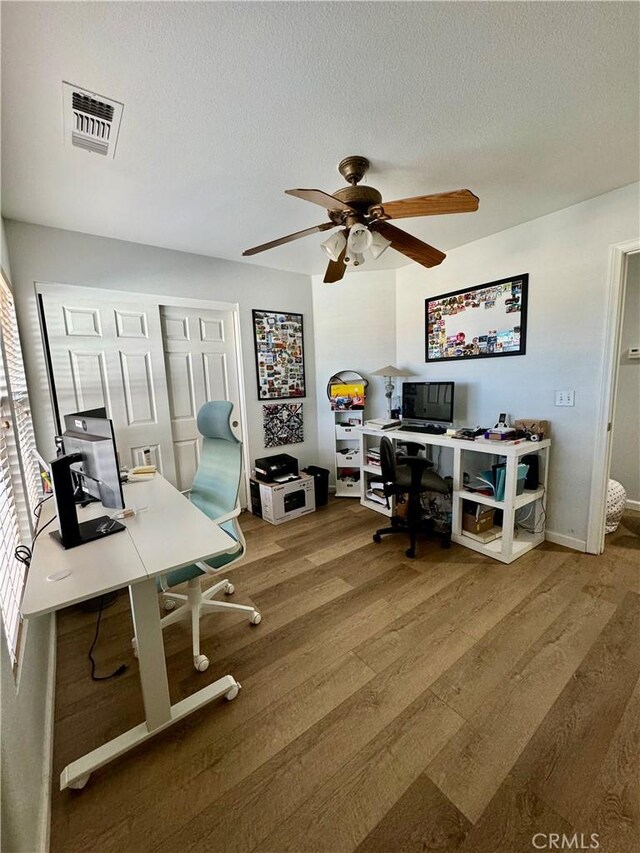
[605,479,627,534]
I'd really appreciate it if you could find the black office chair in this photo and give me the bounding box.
[372,436,451,558]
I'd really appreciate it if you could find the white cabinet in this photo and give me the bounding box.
[334,411,363,498]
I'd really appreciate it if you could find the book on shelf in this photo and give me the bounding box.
[461,526,502,544]
[365,418,402,430]
[365,488,387,506]
[473,436,528,446]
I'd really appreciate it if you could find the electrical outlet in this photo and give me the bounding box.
[555,390,575,407]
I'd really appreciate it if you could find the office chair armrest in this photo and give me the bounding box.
[212,504,242,527]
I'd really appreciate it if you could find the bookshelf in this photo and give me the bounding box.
[329,371,367,499]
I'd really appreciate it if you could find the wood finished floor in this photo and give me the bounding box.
[50,501,640,853]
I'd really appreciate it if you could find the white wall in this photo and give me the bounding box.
[610,252,640,505]
[0,218,54,853]
[312,268,397,482]
[395,183,640,549]
[4,221,319,471]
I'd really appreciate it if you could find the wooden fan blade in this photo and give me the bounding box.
[285,188,354,212]
[323,246,347,284]
[243,222,335,256]
[379,189,479,220]
[371,221,446,268]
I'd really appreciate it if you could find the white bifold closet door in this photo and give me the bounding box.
[41,291,245,494]
[161,306,241,492]
[41,293,178,483]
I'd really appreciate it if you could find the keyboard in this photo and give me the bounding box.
[399,424,446,435]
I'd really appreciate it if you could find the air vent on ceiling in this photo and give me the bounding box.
[63,82,124,159]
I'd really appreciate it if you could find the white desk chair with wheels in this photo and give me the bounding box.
[133,401,261,672]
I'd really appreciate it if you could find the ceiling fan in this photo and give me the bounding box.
[242,156,479,284]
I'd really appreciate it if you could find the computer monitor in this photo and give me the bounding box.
[49,409,126,549]
[62,409,124,510]
[401,382,455,427]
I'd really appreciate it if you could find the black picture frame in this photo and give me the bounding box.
[425,274,528,363]
[252,309,306,400]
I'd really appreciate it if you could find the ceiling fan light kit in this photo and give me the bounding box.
[243,155,479,284]
[347,222,373,255]
[321,231,347,262]
[369,230,391,260]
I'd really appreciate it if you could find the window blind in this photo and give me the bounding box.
[0,274,40,665]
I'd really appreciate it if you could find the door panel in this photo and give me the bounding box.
[42,294,177,484]
[161,305,242,491]
[69,350,111,412]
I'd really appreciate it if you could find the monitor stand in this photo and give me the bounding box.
[50,453,126,550]
[50,515,126,550]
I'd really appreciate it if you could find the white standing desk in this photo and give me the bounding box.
[21,475,242,791]
[358,426,551,563]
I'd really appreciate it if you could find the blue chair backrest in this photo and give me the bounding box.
[190,401,243,523]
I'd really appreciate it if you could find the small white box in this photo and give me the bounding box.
[250,473,315,525]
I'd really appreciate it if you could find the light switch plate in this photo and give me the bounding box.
[555,390,575,407]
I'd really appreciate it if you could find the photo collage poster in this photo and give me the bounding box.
[252,309,306,400]
[426,274,528,362]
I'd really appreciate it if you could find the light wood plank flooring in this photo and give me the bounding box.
[50,502,640,853]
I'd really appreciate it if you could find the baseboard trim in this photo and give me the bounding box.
[38,612,56,853]
[545,530,587,552]
[626,499,640,512]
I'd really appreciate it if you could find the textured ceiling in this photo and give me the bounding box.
[1,1,639,276]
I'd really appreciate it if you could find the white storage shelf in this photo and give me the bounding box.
[357,425,551,563]
[334,410,364,499]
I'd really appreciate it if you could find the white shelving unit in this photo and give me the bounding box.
[360,429,391,516]
[334,411,364,498]
[357,425,551,563]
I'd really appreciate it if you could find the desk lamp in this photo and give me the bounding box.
[371,365,411,418]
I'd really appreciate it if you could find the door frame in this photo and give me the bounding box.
[586,238,640,554]
[35,283,252,502]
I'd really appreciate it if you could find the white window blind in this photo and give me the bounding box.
[0,274,40,665]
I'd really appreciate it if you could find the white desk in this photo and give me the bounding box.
[358,427,551,563]
[21,475,242,791]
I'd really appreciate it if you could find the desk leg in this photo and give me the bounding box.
[59,578,241,791]
[129,578,172,730]
[501,457,518,559]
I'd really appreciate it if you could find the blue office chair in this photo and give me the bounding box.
[134,401,261,672]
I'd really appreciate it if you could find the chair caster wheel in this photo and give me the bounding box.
[164,598,176,611]
[131,639,138,659]
[224,582,235,595]
[373,533,382,544]
[250,611,262,625]
[194,655,210,672]
[226,682,241,701]
[405,548,416,559]
[69,772,91,790]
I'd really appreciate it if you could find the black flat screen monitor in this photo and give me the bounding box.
[62,409,125,510]
[402,382,455,427]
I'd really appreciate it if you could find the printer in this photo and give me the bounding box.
[253,453,299,483]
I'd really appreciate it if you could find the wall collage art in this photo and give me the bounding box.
[262,403,304,448]
[425,274,528,362]
[252,309,306,400]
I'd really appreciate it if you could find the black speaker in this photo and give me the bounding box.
[522,454,540,490]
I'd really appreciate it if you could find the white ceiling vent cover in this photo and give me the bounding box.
[63,82,123,159]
